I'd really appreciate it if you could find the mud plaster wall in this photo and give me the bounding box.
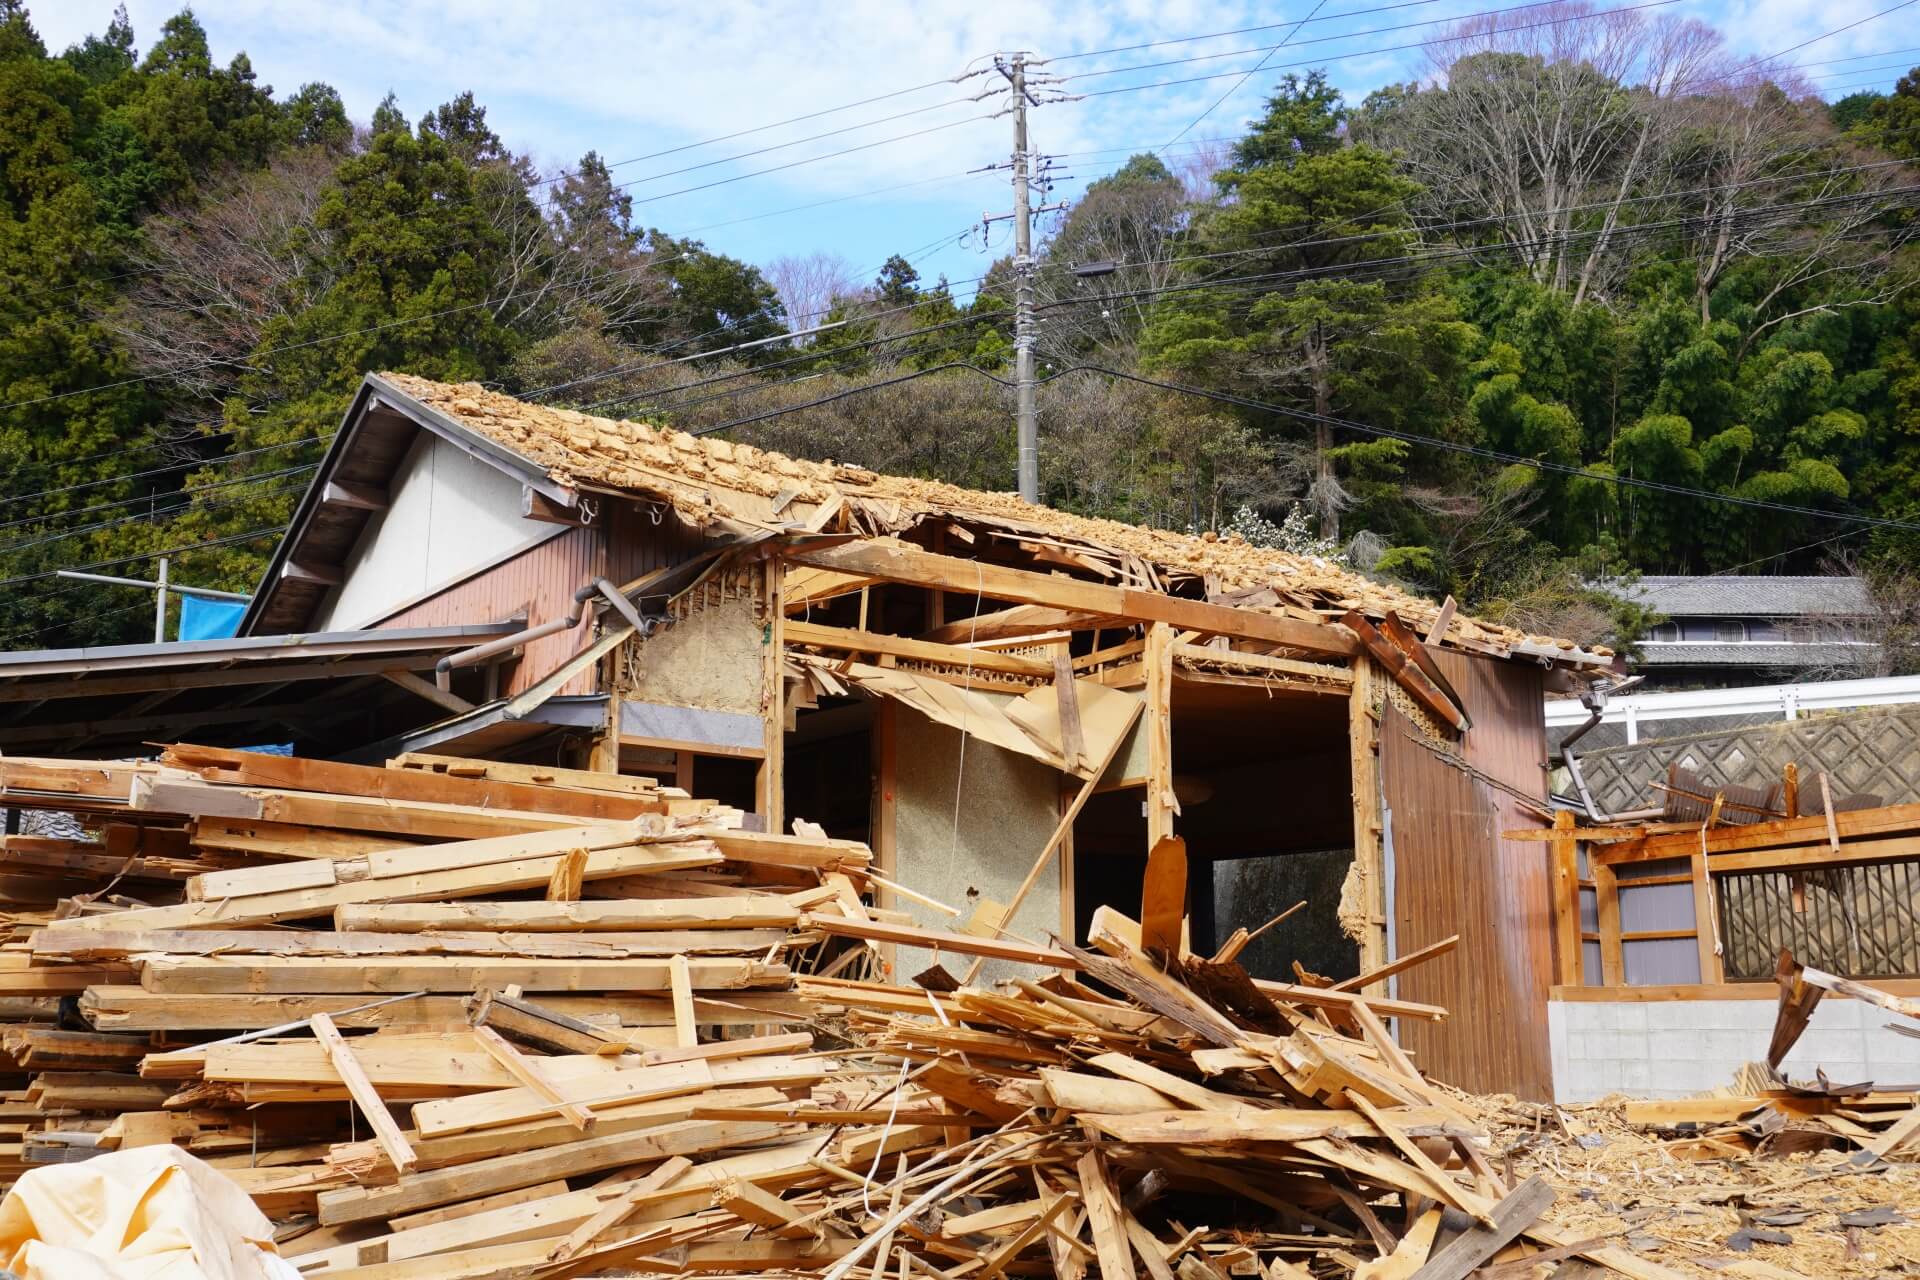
[624,581,765,715]
[891,720,1064,985]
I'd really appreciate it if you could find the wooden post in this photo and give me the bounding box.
[1783,762,1799,819]
[1550,809,1582,987]
[871,702,898,981]
[589,669,623,775]
[1592,860,1624,987]
[755,561,785,832]
[1348,656,1388,986]
[1145,622,1175,848]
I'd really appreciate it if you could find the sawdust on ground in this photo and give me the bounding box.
[1471,1092,1920,1277]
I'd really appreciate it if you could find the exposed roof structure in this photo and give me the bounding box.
[245,373,1613,669]
[1623,575,1870,617]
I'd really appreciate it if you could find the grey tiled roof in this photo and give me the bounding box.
[1635,642,1873,667]
[1619,576,1869,618]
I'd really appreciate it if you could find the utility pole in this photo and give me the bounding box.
[983,54,1064,504]
[1008,53,1038,504]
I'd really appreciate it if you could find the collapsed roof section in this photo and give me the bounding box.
[242,372,1614,674]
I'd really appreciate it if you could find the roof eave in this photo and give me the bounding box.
[237,374,577,637]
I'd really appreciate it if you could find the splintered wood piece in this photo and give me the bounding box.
[1331,934,1460,992]
[717,1177,815,1238]
[1119,1211,1180,1280]
[309,1012,416,1175]
[1352,1207,1442,1280]
[1407,1175,1552,1280]
[1139,835,1188,958]
[547,848,588,901]
[974,1191,1079,1280]
[1054,647,1087,773]
[469,988,630,1056]
[668,954,698,1049]
[548,1155,692,1263]
[1075,1151,1136,1280]
[471,1026,596,1131]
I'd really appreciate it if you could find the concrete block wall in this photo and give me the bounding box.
[1548,997,1920,1102]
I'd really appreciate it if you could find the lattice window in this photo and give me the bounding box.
[1715,859,1920,980]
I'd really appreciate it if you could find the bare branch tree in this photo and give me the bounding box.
[107,147,340,414]
[765,252,860,335]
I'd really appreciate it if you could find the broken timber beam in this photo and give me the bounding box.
[783,540,1356,657]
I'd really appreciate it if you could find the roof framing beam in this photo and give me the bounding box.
[781,539,1357,659]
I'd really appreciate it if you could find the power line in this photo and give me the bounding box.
[1158,0,1333,154]
[692,360,1920,535]
[0,526,289,594]
[1075,0,1686,102]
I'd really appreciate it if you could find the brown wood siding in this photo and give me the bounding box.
[1384,651,1553,1099]
[603,498,713,588]
[377,525,606,697]
[372,503,715,699]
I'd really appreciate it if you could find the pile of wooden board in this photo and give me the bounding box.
[1,747,1911,1279]
[0,745,870,1191]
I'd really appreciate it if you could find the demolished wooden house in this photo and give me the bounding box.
[9,745,1907,1279]
[1529,760,1920,1102]
[198,372,1616,1100]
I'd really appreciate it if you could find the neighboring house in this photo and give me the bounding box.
[226,370,1624,1099]
[1620,575,1873,687]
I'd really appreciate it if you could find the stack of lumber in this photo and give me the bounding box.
[0,745,872,1195]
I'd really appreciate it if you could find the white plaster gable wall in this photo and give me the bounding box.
[311,433,541,631]
[1549,998,1920,1103]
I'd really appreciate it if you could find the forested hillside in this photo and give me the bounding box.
[0,2,1915,652]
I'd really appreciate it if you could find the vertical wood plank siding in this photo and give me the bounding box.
[376,525,606,697]
[371,503,713,699]
[1384,651,1553,1099]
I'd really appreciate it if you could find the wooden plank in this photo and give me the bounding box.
[757,559,784,830]
[37,927,789,962]
[316,1118,786,1224]
[155,746,665,822]
[1145,622,1176,847]
[669,954,698,1050]
[921,604,1105,644]
[1079,1107,1455,1143]
[1593,860,1624,987]
[1409,1176,1554,1280]
[1054,647,1087,771]
[1551,810,1583,987]
[1075,1151,1136,1280]
[1342,611,1469,733]
[1330,934,1458,993]
[333,898,802,932]
[786,619,1051,677]
[55,844,717,932]
[138,954,786,994]
[549,1156,693,1263]
[1349,655,1387,986]
[812,916,1075,968]
[784,540,1356,657]
[80,987,807,1031]
[311,1013,416,1175]
[472,1026,598,1131]
[1139,835,1186,956]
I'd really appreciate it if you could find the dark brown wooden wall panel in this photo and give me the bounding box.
[374,503,715,699]
[1385,651,1553,1099]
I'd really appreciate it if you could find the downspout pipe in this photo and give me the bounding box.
[434,580,604,691]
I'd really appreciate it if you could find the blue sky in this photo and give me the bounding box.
[30,1,1919,306]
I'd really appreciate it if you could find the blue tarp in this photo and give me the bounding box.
[177,595,246,641]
